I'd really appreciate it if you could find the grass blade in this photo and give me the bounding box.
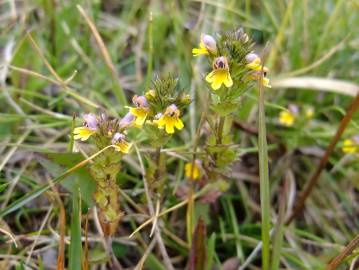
[0,145,113,217]
[286,93,359,224]
[271,176,288,270]
[76,5,127,107]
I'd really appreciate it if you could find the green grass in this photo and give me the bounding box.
[0,0,359,269]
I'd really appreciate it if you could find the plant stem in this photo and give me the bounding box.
[217,115,225,145]
[258,85,271,270]
[154,147,163,192]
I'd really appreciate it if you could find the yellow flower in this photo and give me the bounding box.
[246,57,262,71]
[192,34,217,56]
[119,112,135,129]
[305,107,314,118]
[184,161,201,180]
[261,77,271,88]
[114,141,132,154]
[192,42,208,56]
[342,138,358,154]
[157,104,184,134]
[246,53,271,88]
[73,113,98,141]
[129,107,149,126]
[279,111,295,127]
[126,95,149,126]
[73,126,97,141]
[112,133,132,154]
[250,71,271,88]
[206,56,233,90]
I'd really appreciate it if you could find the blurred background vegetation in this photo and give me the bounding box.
[0,0,358,269]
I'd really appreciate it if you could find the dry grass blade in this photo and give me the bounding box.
[76,5,115,75]
[128,190,205,238]
[82,213,89,270]
[0,226,18,248]
[272,77,359,97]
[26,33,99,108]
[286,93,359,224]
[25,205,53,265]
[284,35,348,77]
[0,130,31,172]
[134,238,157,270]
[326,234,359,270]
[76,4,127,106]
[133,144,174,270]
[49,183,66,270]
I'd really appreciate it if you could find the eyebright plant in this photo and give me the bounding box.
[74,113,131,235]
[191,28,271,184]
[134,76,190,197]
[74,76,190,235]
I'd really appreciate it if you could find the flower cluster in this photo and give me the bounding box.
[278,105,314,127]
[73,112,133,235]
[279,105,298,127]
[72,77,189,235]
[342,136,359,154]
[184,160,202,180]
[120,76,190,144]
[190,28,272,175]
[192,29,271,92]
[74,113,131,153]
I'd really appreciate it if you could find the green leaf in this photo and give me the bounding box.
[38,152,96,207]
[144,124,171,147]
[112,242,129,259]
[0,152,92,218]
[15,262,25,270]
[211,101,238,117]
[0,182,10,193]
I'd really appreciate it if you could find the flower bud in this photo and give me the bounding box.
[132,95,148,107]
[180,94,192,105]
[201,34,217,53]
[112,132,125,144]
[245,53,260,64]
[119,112,135,128]
[234,28,249,42]
[154,113,163,120]
[213,56,229,70]
[145,90,156,101]
[166,104,178,114]
[83,113,98,130]
[305,107,314,118]
[288,104,299,115]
